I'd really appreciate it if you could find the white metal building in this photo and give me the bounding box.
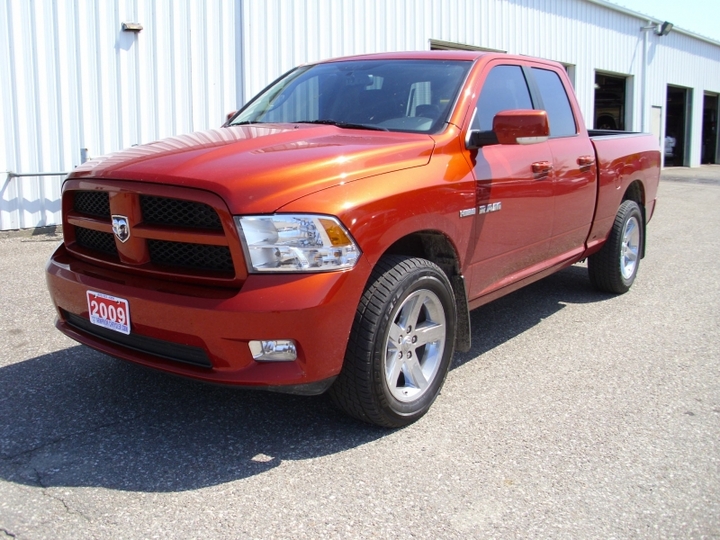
[1,0,719,231]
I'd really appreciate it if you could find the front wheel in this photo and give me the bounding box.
[329,256,457,427]
[588,200,644,294]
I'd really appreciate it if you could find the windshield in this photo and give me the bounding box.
[229,59,472,134]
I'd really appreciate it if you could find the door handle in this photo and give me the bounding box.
[532,161,552,178]
[577,155,595,167]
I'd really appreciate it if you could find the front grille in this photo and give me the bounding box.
[148,240,234,273]
[64,311,212,368]
[74,191,110,217]
[140,196,222,230]
[64,182,240,282]
[75,227,118,256]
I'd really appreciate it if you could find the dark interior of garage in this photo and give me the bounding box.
[665,86,689,167]
[702,93,718,164]
[594,73,626,130]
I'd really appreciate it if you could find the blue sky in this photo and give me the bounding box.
[612,0,720,42]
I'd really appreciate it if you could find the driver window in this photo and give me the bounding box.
[473,65,533,130]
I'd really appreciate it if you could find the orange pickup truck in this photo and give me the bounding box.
[46,51,660,427]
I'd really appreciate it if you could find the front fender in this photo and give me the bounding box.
[278,161,477,271]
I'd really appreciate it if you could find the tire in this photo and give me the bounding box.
[588,200,644,294]
[329,255,457,428]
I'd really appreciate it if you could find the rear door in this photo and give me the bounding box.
[529,66,598,260]
[465,63,555,299]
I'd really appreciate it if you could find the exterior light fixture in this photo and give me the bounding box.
[655,21,673,36]
[639,20,673,132]
[642,21,673,37]
[121,22,143,32]
[249,340,298,362]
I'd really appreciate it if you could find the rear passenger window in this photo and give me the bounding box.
[531,68,577,138]
[473,66,533,131]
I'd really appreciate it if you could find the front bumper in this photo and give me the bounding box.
[46,244,371,393]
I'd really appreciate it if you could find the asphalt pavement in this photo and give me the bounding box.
[0,167,718,539]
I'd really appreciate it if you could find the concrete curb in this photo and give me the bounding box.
[661,165,720,183]
[0,225,63,240]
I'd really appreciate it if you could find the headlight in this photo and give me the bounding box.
[235,214,361,273]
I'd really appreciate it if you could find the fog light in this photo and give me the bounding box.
[249,340,297,362]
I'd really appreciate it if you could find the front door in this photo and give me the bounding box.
[465,64,554,299]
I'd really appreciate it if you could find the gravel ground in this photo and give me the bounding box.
[0,168,718,539]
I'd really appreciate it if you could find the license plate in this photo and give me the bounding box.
[86,291,131,335]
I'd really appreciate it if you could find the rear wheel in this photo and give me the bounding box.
[588,200,644,294]
[330,256,457,427]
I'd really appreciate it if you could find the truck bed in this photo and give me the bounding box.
[586,132,661,254]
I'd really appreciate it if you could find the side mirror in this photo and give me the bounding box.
[226,110,237,123]
[493,109,549,145]
[467,109,550,149]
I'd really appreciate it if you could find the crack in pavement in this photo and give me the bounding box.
[1,412,152,464]
[0,411,155,497]
[40,487,92,523]
[30,467,93,523]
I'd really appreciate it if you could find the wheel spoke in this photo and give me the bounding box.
[386,353,403,387]
[414,322,445,347]
[404,293,425,329]
[625,219,636,240]
[403,354,428,390]
[387,322,403,345]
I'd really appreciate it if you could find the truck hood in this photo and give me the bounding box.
[70,124,435,214]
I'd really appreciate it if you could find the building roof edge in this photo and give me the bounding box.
[584,0,720,48]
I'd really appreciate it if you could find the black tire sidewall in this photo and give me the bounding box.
[588,199,644,294]
[371,265,456,424]
[617,201,643,289]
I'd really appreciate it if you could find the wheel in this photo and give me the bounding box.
[329,255,457,427]
[588,200,644,294]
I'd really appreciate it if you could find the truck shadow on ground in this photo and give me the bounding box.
[452,263,613,368]
[0,264,612,493]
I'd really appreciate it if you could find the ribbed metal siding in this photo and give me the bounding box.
[241,0,655,126]
[242,0,719,160]
[2,0,720,230]
[0,0,241,230]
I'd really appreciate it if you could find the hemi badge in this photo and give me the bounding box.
[459,208,477,218]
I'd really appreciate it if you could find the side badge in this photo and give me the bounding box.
[479,202,502,214]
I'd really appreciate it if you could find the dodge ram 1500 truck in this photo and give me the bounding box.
[46,51,660,427]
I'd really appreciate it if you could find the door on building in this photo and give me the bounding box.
[594,73,627,130]
[702,93,719,164]
[665,86,692,167]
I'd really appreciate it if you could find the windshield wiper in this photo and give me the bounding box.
[228,120,275,127]
[298,120,389,132]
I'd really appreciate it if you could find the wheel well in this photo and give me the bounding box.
[385,232,471,352]
[386,232,460,277]
[623,180,645,207]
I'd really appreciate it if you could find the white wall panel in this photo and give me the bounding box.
[242,0,719,166]
[0,0,241,230]
[2,0,719,230]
